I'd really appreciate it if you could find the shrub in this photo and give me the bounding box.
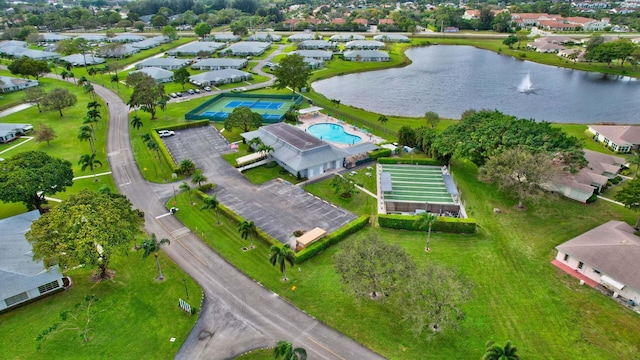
[369,148,392,160]
[197,183,215,192]
[150,131,178,171]
[154,120,211,131]
[295,216,370,263]
[377,157,446,166]
[378,214,476,234]
[611,176,622,185]
[293,230,304,237]
[586,193,598,203]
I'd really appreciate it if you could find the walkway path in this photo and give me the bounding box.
[89,61,384,358]
[0,103,34,118]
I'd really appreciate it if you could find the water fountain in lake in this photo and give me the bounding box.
[518,72,534,93]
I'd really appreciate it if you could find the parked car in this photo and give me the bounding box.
[169,93,177,98]
[187,89,195,95]
[157,130,175,138]
[194,89,201,94]
[204,86,212,92]
[175,92,183,97]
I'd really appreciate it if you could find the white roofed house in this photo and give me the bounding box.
[373,34,410,43]
[290,50,333,61]
[191,58,247,70]
[588,125,640,153]
[188,69,252,86]
[344,40,385,50]
[109,34,146,43]
[298,40,335,50]
[553,221,640,306]
[330,34,365,42]
[222,41,271,57]
[131,36,169,50]
[241,123,351,179]
[167,41,225,56]
[97,43,139,58]
[0,76,39,94]
[39,33,70,42]
[60,53,105,66]
[212,34,241,43]
[0,211,67,312]
[303,58,324,69]
[287,34,315,42]
[344,50,390,62]
[0,45,60,61]
[129,67,174,83]
[135,58,190,70]
[246,33,282,42]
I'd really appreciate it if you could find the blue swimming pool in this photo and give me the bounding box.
[307,123,361,145]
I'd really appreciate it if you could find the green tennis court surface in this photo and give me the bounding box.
[185,93,303,123]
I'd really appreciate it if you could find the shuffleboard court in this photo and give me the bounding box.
[185,93,303,123]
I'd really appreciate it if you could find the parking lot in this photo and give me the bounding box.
[161,126,357,244]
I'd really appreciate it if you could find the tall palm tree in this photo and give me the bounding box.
[273,340,307,360]
[78,125,96,154]
[83,82,96,100]
[414,212,438,252]
[130,114,143,135]
[78,75,88,87]
[191,169,208,187]
[201,195,221,225]
[111,73,120,92]
[628,152,640,177]
[78,153,103,181]
[258,144,274,158]
[247,136,263,151]
[179,181,193,205]
[87,67,97,80]
[238,220,257,249]
[483,340,520,360]
[269,244,295,281]
[140,233,171,280]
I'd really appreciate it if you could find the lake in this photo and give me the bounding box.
[312,45,640,124]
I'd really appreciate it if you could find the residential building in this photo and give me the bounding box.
[129,67,174,83]
[98,43,139,58]
[222,41,271,56]
[109,35,146,43]
[554,220,640,305]
[329,34,365,42]
[287,34,315,42]
[298,40,335,50]
[344,50,390,62]
[588,125,640,153]
[167,41,225,56]
[290,50,333,61]
[344,40,385,50]
[212,34,241,43]
[39,33,70,42]
[0,76,38,94]
[131,36,169,50]
[60,54,105,66]
[246,33,282,42]
[188,69,252,87]
[241,122,351,179]
[191,58,247,71]
[0,46,59,60]
[0,211,67,312]
[373,34,410,43]
[135,58,190,70]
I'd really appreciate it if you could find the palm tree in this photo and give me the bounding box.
[378,115,389,128]
[628,152,640,177]
[191,169,208,187]
[483,340,520,360]
[414,212,438,252]
[201,195,221,225]
[130,114,143,135]
[247,136,263,151]
[111,73,120,92]
[140,233,171,280]
[78,125,96,154]
[97,184,111,194]
[238,220,257,249]
[87,67,97,80]
[78,75,88,87]
[273,340,307,360]
[179,181,193,205]
[78,153,103,181]
[83,82,96,100]
[269,244,295,281]
[258,144,274,158]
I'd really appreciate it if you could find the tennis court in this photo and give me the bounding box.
[185,93,303,123]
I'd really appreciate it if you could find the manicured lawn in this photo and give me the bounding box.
[242,161,303,185]
[234,349,271,359]
[173,157,640,360]
[304,174,377,216]
[0,247,201,359]
[553,123,616,154]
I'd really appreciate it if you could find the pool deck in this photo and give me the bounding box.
[297,112,386,149]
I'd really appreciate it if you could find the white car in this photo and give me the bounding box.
[157,130,175,138]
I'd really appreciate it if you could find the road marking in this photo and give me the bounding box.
[307,337,345,360]
[155,212,173,219]
[156,220,207,266]
[73,171,112,180]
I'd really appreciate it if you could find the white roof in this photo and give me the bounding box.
[344,50,389,59]
[330,34,365,41]
[189,69,251,83]
[60,54,105,65]
[167,41,225,54]
[345,40,385,48]
[290,50,333,58]
[192,58,247,68]
[138,58,190,67]
[129,67,173,80]
[246,33,282,42]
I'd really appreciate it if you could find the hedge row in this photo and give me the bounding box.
[150,131,178,171]
[194,184,216,200]
[369,148,392,160]
[295,215,370,263]
[377,157,446,166]
[153,120,211,131]
[377,214,476,234]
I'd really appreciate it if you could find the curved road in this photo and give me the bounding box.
[95,54,385,358]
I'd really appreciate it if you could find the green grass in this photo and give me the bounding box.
[242,161,303,185]
[303,175,377,216]
[0,247,201,359]
[173,156,640,359]
[233,349,271,359]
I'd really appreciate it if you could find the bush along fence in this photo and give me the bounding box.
[152,120,212,172]
[378,214,476,234]
[377,157,447,166]
[192,191,371,263]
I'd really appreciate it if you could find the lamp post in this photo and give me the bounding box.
[183,278,189,299]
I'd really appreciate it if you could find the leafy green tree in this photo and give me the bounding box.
[194,22,212,40]
[179,181,193,204]
[334,235,415,300]
[173,67,191,90]
[615,178,640,229]
[0,151,73,213]
[425,111,440,129]
[502,34,517,49]
[273,340,307,360]
[224,106,263,132]
[8,57,50,79]
[398,263,472,338]
[273,54,312,93]
[41,88,77,117]
[201,195,221,225]
[238,220,257,249]
[378,115,388,127]
[483,340,520,360]
[269,244,296,281]
[133,20,146,32]
[140,233,171,280]
[127,73,165,119]
[24,86,45,112]
[516,32,528,49]
[415,213,438,251]
[130,114,143,135]
[26,189,144,279]
[151,14,168,28]
[331,175,357,198]
[492,12,512,33]
[179,159,196,176]
[78,153,103,181]
[191,169,208,187]
[161,25,178,40]
[397,125,416,147]
[34,124,57,146]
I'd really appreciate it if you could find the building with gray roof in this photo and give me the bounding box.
[135,58,190,70]
[241,123,351,179]
[287,33,315,42]
[344,50,389,62]
[189,69,252,86]
[110,34,146,43]
[75,35,108,42]
[0,76,38,94]
[167,41,225,56]
[290,50,333,61]
[0,46,60,60]
[298,40,335,50]
[329,34,365,42]
[303,58,324,69]
[0,40,26,50]
[39,33,70,42]
[0,122,32,143]
[98,43,140,58]
[555,220,640,304]
[212,33,241,42]
[345,40,385,49]
[131,36,169,50]
[129,67,174,83]
[60,54,105,66]
[191,58,247,70]
[246,33,282,42]
[0,211,66,311]
[373,34,410,42]
[222,41,271,56]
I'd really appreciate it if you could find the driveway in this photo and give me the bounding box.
[160,126,357,244]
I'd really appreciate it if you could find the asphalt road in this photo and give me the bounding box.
[94,72,386,358]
